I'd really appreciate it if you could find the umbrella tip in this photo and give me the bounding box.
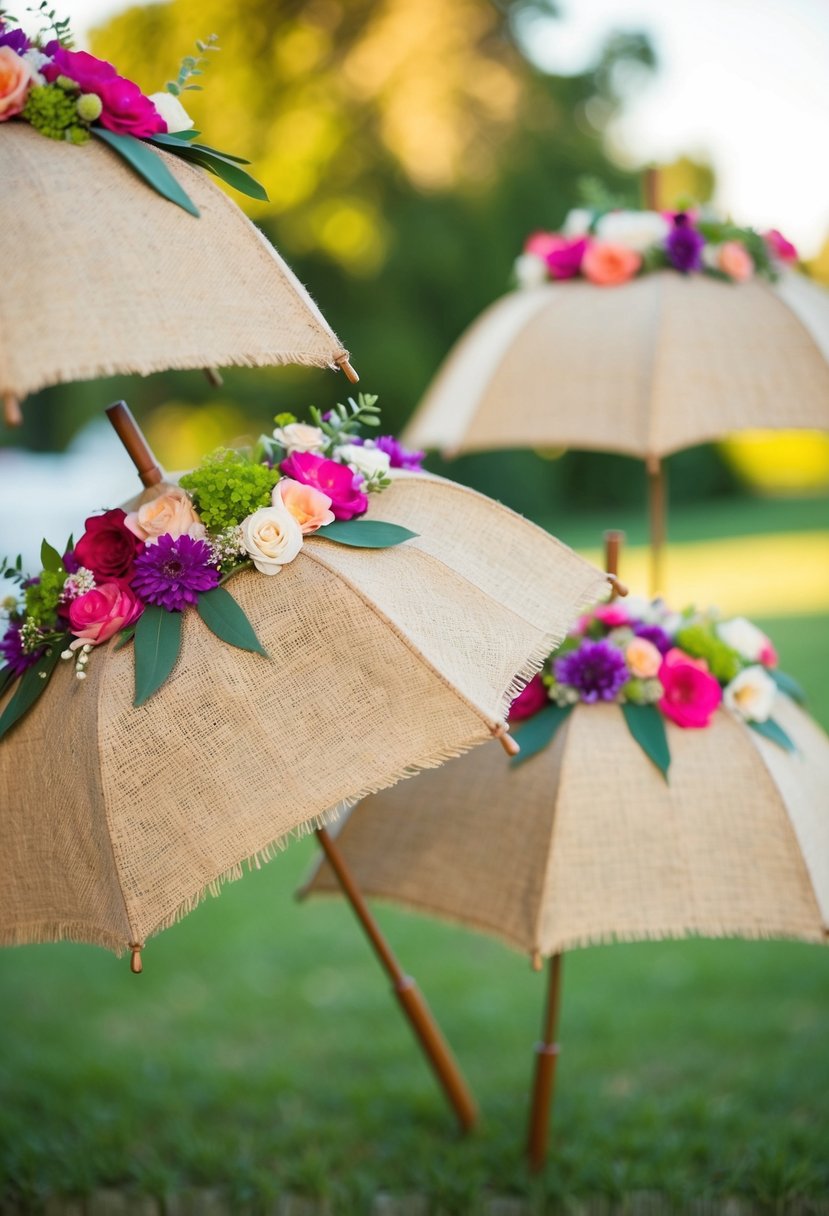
[606,573,629,598]
[530,950,544,972]
[335,352,359,384]
[493,723,520,756]
[129,943,143,975]
[3,393,23,427]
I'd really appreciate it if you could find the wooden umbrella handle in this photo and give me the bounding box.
[105,401,163,488]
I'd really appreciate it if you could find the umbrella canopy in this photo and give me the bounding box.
[0,123,353,415]
[404,271,829,461]
[302,693,829,956]
[0,471,605,959]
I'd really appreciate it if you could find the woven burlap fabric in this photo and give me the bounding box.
[303,696,829,955]
[0,473,605,955]
[0,123,347,399]
[404,272,829,459]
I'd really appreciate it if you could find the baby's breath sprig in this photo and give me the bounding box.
[166,33,219,98]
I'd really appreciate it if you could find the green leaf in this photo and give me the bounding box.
[149,129,202,144]
[40,539,64,572]
[770,668,806,705]
[510,703,573,768]
[621,702,671,780]
[92,129,200,217]
[188,140,250,165]
[749,717,797,753]
[133,606,183,707]
[157,142,266,201]
[0,665,15,701]
[0,643,65,741]
[112,626,136,652]
[196,587,268,657]
[314,520,418,548]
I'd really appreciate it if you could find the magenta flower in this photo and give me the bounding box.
[132,534,219,612]
[658,648,722,728]
[764,229,798,263]
[43,43,166,137]
[280,451,369,521]
[0,621,43,677]
[554,640,628,703]
[524,232,588,280]
[665,214,705,274]
[509,674,548,722]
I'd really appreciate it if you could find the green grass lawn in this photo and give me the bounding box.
[1,504,828,1213]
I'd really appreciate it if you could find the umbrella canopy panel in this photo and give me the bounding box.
[0,123,349,401]
[303,696,829,956]
[404,272,829,460]
[0,472,605,955]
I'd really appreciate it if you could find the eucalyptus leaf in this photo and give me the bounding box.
[112,626,136,653]
[314,520,417,549]
[196,587,268,656]
[770,668,806,705]
[511,703,573,768]
[0,643,65,741]
[158,142,266,200]
[93,129,200,217]
[148,129,202,146]
[621,702,671,780]
[749,717,797,753]
[133,606,183,708]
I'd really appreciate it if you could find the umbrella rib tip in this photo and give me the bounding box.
[335,352,359,383]
[3,393,23,427]
[128,943,143,974]
[493,723,520,756]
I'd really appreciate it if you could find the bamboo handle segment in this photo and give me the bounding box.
[3,393,22,427]
[129,944,143,975]
[105,401,163,488]
[335,352,359,383]
[606,573,628,598]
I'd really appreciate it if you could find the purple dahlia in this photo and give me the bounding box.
[0,621,43,677]
[665,214,705,273]
[131,534,219,612]
[554,639,628,703]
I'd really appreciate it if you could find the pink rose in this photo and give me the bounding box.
[658,648,722,729]
[718,241,753,283]
[759,641,778,668]
[125,488,204,545]
[764,229,798,263]
[525,231,588,280]
[593,604,630,628]
[582,242,641,286]
[275,478,335,534]
[0,46,32,120]
[68,581,144,648]
[43,43,165,137]
[508,674,548,722]
[280,452,368,521]
[73,508,143,582]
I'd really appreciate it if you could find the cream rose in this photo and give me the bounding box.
[595,210,670,253]
[0,47,32,121]
[125,487,205,545]
[514,252,548,290]
[336,442,391,480]
[562,208,593,237]
[723,665,777,723]
[272,422,327,454]
[148,91,194,133]
[275,478,335,534]
[241,503,303,575]
[716,616,770,662]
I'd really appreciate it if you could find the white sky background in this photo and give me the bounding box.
[24,0,829,257]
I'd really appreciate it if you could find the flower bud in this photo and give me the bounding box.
[76,92,102,122]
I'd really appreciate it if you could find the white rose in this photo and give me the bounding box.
[562,208,593,237]
[716,616,769,662]
[724,665,777,723]
[148,91,195,134]
[336,442,391,480]
[272,422,327,454]
[595,210,670,253]
[514,253,548,290]
[241,503,303,576]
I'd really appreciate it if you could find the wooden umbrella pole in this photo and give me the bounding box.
[646,456,667,597]
[105,400,163,488]
[526,952,564,1172]
[314,826,478,1134]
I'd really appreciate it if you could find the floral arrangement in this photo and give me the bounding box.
[508,595,803,777]
[0,393,424,738]
[0,6,264,215]
[514,205,798,290]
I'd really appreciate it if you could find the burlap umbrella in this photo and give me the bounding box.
[0,123,356,425]
[403,271,829,586]
[303,682,829,1163]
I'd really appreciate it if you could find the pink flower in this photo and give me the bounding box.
[582,242,641,286]
[759,641,778,668]
[43,43,166,137]
[280,452,368,521]
[718,241,753,282]
[525,232,588,280]
[658,648,722,729]
[275,477,335,534]
[764,229,798,263]
[0,46,32,120]
[508,674,548,722]
[68,581,143,648]
[593,604,630,628]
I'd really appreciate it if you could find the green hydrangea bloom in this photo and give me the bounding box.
[24,568,67,628]
[675,623,741,683]
[22,85,80,140]
[179,450,279,532]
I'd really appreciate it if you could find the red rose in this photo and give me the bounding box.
[73,509,143,582]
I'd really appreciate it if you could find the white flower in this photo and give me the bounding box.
[240,502,303,576]
[594,210,670,253]
[148,91,195,134]
[724,665,777,723]
[336,442,391,480]
[272,422,327,454]
[23,48,48,85]
[716,616,769,663]
[514,253,548,290]
[562,208,593,237]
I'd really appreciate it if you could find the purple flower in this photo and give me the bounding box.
[554,639,628,703]
[633,622,673,656]
[131,534,219,612]
[374,435,425,471]
[0,26,29,55]
[665,214,705,274]
[0,621,43,677]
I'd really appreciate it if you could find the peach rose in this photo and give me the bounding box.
[125,487,205,545]
[0,47,32,120]
[718,241,753,282]
[626,636,662,679]
[581,242,641,286]
[275,477,335,534]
